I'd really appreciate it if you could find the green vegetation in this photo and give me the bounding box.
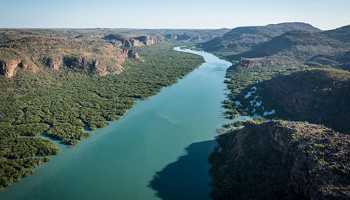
[0,137,60,159]
[0,123,50,139]
[223,63,286,119]
[0,157,50,190]
[0,137,60,190]
[321,25,350,43]
[223,123,233,128]
[233,120,244,127]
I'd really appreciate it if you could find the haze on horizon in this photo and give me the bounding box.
[0,0,349,31]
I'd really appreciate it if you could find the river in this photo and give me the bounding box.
[1,47,241,200]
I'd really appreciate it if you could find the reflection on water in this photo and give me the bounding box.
[149,140,216,200]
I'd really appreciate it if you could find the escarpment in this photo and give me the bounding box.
[104,34,162,47]
[0,36,142,78]
[0,60,36,78]
[209,120,350,200]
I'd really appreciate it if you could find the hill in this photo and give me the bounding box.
[200,22,321,55]
[321,25,350,43]
[0,36,143,99]
[209,120,350,200]
[228,30,350,69]
[266,68,350,134]
[212,24,350,200]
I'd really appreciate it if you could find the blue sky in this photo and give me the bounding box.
[0,0,349,30]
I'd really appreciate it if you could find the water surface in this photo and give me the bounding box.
[1,47,235,200]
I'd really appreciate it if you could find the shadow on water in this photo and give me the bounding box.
[148,139,217,200]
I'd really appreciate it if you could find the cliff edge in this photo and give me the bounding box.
[209,120,350,200]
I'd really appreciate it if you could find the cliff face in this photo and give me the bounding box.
[239,58,258,68]
[134,36,162,45]
[44,49,140,75]
[268,121,350,199]
[0,60,36,78]
[124,49,140,59]
[0,36,142,78]
[104,34,162,47]
[209,120,350,200]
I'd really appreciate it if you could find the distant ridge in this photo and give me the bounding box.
[321,24,350,43]
[200,22,321,54]
[251,29,347,57]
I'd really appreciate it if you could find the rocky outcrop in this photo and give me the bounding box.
[209,120,350,200]
[0,36,144,79]
[47,57,63,70]
[239,58,258,68]
[104,34,162,47]
[130,39,144,47]
[134,36,162,45]
[109,40,123,47]
[269,121,350,199]
[63,57,95,70]
[123,40,132,47]
[0,60,36,78]
[124,49,140,59]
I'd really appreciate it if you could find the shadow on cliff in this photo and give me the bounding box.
[148,139,217,200]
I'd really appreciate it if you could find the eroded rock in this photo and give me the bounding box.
[0,60,36,77]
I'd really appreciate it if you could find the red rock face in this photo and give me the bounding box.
[47,57,63,70]
[0,60,36,78]
[122,49,140,59]
[127,50,140,59]
[130,39,144,47]
[239,58,257,68]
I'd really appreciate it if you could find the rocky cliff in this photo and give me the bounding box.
[238,58,258,68]
[0,36,141,78]
[209,120,350,200]
[0,60,36,78]
[104,34,162,47]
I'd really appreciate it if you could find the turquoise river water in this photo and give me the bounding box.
[1,47,249,200]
